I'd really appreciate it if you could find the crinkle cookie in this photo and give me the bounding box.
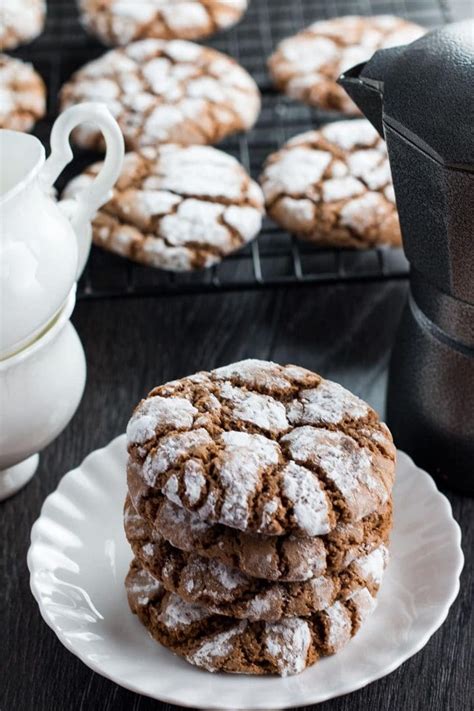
[63,145,264,272]
[127,359,396,536]
[268,15,425,115]
[0,54,46,131]
[79,0,248,45]
[59,39,260,151]
[125,484,392,581]
[126,558,381,675]
[0,0,45,50]
[125,499,389,621]
[260,120,401,248]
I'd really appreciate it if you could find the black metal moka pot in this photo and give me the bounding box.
[339,21,474,495]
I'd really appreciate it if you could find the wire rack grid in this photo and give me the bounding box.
[9,0,467,300]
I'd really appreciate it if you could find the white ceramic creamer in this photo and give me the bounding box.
[0,103,124,359]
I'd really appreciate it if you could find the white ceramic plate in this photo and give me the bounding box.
[28,435,463,709]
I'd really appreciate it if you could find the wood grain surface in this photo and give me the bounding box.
[1,282,472,711]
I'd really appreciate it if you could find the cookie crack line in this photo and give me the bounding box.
[128,65,220,147]
[132,399,385,462]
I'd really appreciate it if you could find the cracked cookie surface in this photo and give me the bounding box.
[63,145,264,272]
[60,39,260,151]
[0,0,45,50]
[79,0,248,45]
[125,484,392,581]
[259,120,401,248]
[126,558,382,675]
[0,54,46,131]
[125,497,389,621]
[268,15,425,114]
[127,359,396,536]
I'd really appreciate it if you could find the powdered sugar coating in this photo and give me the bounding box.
[323,600,352,652]
[288,379,369,426]
[60,40,260,151]
[218,381,289,434]
[127,395,197,445]
[159,592,208,629]
[183,460,207,505]
[265,618,311,676]
[143,428,213,485]
[0,54,46,131]
[158,495,212,535]
[340,192,392,232]
[128,359,395,535]
[213,359,315,395]
[63,144,264,272]
[0,0,45,50]
[281,461,331,536]
[216,431,281,530]
[179,555,248,599]
[211,558,246,590]
[79,0,248,46]
[352,544,389,585]
[186,622,247,671]
[347,586,377,625]
[260,119,401,248]
[261,148,332,203]
[322,120,379,151]
[268,15,425,114]
[282,426,389,521]
[126,564,162,606]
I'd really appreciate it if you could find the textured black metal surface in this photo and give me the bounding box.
[386,125,474,303]
[387,293,474,496]
[343,19,474,492]
[350,21,474,167]
[9,0,465,300]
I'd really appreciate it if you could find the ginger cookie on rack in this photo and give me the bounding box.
[268,15,425,115]
[126,558,383,675]
[126,359,396,535]
[124,496,390,621]
[79,0,248,45]
[0,0,45,50]
[59,39,260,151]
[63,145,264,272]
[259,119,401,248]
[0,54,46,131]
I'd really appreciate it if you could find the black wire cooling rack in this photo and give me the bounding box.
[10,0,469,299]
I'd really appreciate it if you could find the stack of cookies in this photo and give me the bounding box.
[124,359,396,676]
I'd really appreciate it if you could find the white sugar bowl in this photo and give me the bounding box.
[0,286,86,500]
[0,103,124,360]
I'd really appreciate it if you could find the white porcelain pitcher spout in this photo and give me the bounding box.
[0,103,124,360]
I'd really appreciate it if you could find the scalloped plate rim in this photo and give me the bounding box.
[27,434,464,709]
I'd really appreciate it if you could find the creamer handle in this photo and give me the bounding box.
[40,103,124,276]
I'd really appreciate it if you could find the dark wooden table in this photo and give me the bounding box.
[2,281,472,711]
